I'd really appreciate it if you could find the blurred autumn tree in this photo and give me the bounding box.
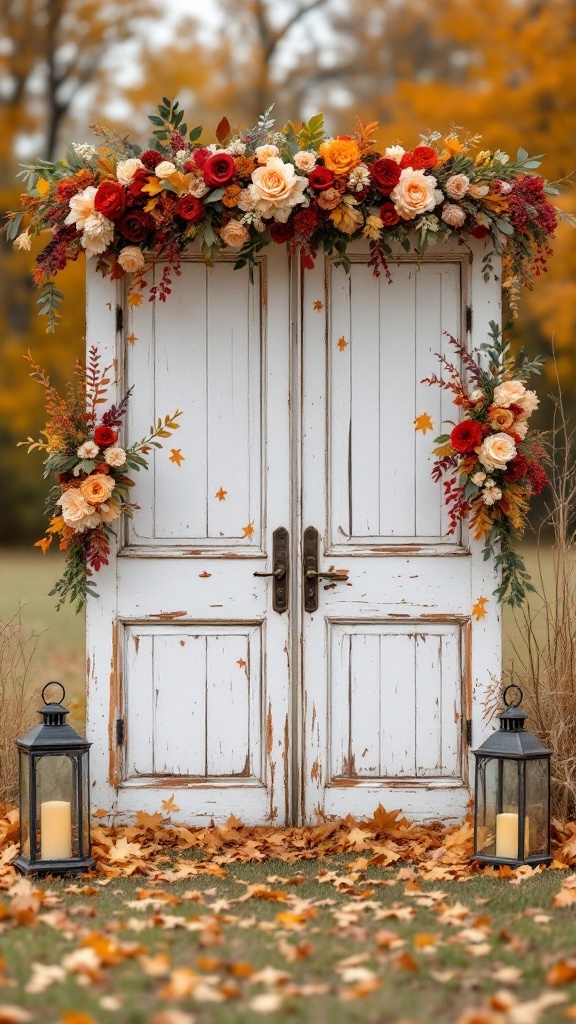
[1,0,575,542]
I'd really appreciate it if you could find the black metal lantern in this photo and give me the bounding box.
[14,682,95,877]
[472,685,552,867]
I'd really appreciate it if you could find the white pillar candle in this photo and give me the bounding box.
[495,812,530,859]
[40,800,72,860]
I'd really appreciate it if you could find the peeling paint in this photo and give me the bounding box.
[283,714,289,825]
[133,635,140,654]
[157,610,187,620]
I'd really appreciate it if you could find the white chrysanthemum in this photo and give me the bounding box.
[77,440,99,459]
[81,211,115,257]
[385,145,405,164]
[227,140,247,157]
[72,142,97,160]
[188,179,210,198]
[294,150,317,172]
[116,158,145,185]
[57,489,102,532]
[469,389,485,404]
[238,188,259,212]
[471,471,486,485]
[347,164,371,193]
[155,160,177,178]
[104,446,127,467]
[64,186,97,230]
[516,389,539,416]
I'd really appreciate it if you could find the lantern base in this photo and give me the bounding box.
[471,853,552,869]
[13,854,96,877]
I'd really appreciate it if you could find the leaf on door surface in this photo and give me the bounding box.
[215,487,227,501]
[127,292,143,307]
[242,522,255,538]
[169,449,185,466]
[162,795,181,815]
[414,412,434,434]
[313,300,323,310]
[472,595,489,620]
[237,658,247,669]
[336,335,348,351]
[126,332,137,345]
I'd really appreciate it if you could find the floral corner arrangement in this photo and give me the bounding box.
[19,347,181,610]
[424,323,547,606]
[5,98,566,330]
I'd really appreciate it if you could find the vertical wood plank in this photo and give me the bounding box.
[414,267,443,538]
[153,632,207,775]
[415,631,442,776]
[125,277,156,541]
[328,269,352,543]
[350,633,381,776]
[350,265,381,536]
[125,631,154,776]
[438,268,464,541]
[329,628,351,778]
[206,633,250,775]
[380,632,416,776]
[440,628,461,776]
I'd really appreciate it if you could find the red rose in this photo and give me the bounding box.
[470,224,490,239]
[308,166,335,191]
[526,460,548,495]
[294,204,319,235]
[370,158,401,194]
[380,201,400,227]
[176,195,206,223]
[503,455,528,482]
[409,146,438,170]
[450,419,484,453]
[193,147,210,168]
[119,209,150,243]
[141,149,163,169]
[270,221,295,244]
[127,168,149,203]
[94,181,127,221]
[94,426,118,448]
[202,152,236,187]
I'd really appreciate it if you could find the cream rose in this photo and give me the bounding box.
[385,145,405,164]
[118,246,145,273]
[317,187,343,211]
[77,440,99,459]
[64,186,97,230]
[390,168,438,220]
[219,220,249,248]
[79,473,116,505]
[104,446,127,467]
[441,204,466,228]
[294,150,317,172]
[516,389,539,416]
[57,489,102,532]
[492,380,526,408]
[81,211,115,257]
[445,174,470,200]
[248,157,308,222]
[468,388,485,404]
[116,158,145,185]
[468,183,490,199]
[155,160,177,178]
[477,432,517,471]
[255,144,279,164]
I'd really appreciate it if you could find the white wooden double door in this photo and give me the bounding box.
[87,240,501,825]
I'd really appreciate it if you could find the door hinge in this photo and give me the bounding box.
[466,719,472,745]
[116,718,125,745]
[115,304,123,334]
[466,306,473,333]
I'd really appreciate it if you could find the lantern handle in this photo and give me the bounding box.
[41,681,66,706]
[502,684,523,709]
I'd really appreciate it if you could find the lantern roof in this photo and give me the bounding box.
[473,685,551,759]
[16,682,90,752]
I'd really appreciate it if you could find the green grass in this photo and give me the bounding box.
[2,856,576,1023]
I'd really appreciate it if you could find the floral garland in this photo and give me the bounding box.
[424,323,547,606]
[19,348,181,610]
[6,98,562,330]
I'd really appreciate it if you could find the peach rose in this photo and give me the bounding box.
[488,407,515,430]
[219,220,249,248]
[329,201,364,235]
[57,488,102,532]
[116,158,145,185]
[390,168,438,220]
[492,380,526,408]
[79,472,115,505]
[294,150,317,172]
[318,138,360,176]
[441,204,466,228]
[118,246,145,273]
[477,432,517,472]
[255,144,279,164]
[317,187,343,211]
[248,158,308,222]
[445,174,470,200]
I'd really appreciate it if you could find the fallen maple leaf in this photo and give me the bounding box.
[108,837,143,863]
[414,412,434,433]
[249,993,284,1013]
[61,1013,97,1024]
[169,448,185,466]
[161,795,180,814]
[472,595,489,620]
[0,1008,33,1024]
[546,959,576,986]
[151,1011,196,1024]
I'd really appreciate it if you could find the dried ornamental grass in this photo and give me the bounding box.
[0,609,41,803]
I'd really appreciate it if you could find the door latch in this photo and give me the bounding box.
[253,527,289,613]
[303,526,348,612]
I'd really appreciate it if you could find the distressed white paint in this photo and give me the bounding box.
[87,238,501,826]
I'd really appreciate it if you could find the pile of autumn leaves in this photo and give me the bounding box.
[3,801,576,883]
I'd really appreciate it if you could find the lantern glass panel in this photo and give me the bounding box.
[475,756,497,856]
[500,757,519,813]
[19,752,30,859]
[525,758,549,858]
[35,754,78,861]
[81,752,90,856]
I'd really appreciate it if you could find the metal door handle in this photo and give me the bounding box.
[253,527,288,613]
[303,526,348,612]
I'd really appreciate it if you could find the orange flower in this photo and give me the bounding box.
[234,156,257,179]
[79,472,115,506]
[73,168,96,189]
[222,184,242,208]
[488,407,515,430]
[319,138,360,176]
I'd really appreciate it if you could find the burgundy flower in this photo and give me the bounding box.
[308,166,335,192]
[94,426,118,448]
[370,158,401,194]
[176,195,206,223]
[119,209,150,244]
[126,168,150,205]
[202,152,236,187]
[94,181,127,221]
[526,460,548,494]
[503,455,528,482]
[141,149,164,169]
[470,224,490,239]
[380,201,400,227]
[450,419,484,453]
[270,221,295,244]
[294,204,319,236]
